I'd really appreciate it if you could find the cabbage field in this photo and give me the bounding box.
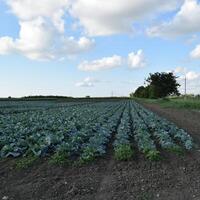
[0,100,194,162]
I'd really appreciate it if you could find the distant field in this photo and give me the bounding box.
[136,97,200,110]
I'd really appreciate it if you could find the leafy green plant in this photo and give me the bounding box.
[15,155,37,169]
[114,144,134,161]
[167,145,184,156]
[79,146,96,164]
[139,192,154,200]
[49,151,69,165]
[145,150,161,161]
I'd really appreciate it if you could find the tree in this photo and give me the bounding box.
[129,92,134,98]
[132,72,180,99]
[146,72,180,98]
[134,86,147,98]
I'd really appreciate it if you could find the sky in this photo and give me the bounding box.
[0,0,200,97]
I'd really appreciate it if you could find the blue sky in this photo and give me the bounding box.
[0,0,200,97]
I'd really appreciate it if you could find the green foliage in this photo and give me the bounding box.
[167,146,184,156]
[145,150,161,161]
[132,72,180,99]
[113,106,134,161]
[148,85,157,99]
[134,86,149,98]
[146,72,180,98]
[79,147,96,164]
[114,144,134,161]
[129,92,134,98]
[15,155,37,169]
[162,98,200,110]
[137,96,200,111]
[139,192,154,200]
[49,151,70,165]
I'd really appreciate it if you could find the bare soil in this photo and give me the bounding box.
[1,104,200,200]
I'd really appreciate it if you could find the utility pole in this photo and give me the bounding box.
[184,75,187,98]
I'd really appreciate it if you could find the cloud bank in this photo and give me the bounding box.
[0,0,94,61]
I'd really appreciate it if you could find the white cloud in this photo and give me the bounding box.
[178,77,200,94]
[61,37,95,56]
[147,0,200,38]
[75,77,99,87]
[7,0,70,33]
[78,55,123,71]
[173,67,200,94]
[78,50,147,71]
[186,71,200,80]
[179,71,200,94]
[174,67,200,80]
[174,66,187,74]
[0,0,94,61]
[0,37,15,55]
[128,50,146,69]
[190,44,200,59]
[70,0,182,36]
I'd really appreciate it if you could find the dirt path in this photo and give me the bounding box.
[95,157,115,200]
[1,105,200,200]
[95,107,125,200]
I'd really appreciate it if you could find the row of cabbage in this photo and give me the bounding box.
[79,104,125,162]
[133,102,193,150]
[112,101,194,161]
[113,103,134,160]
[0,101,125,158]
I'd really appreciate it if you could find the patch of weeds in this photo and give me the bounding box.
[78,147,96,164]
[114,144,134,161]
[145,150,161,161]
[167,145,184,156]
[139,192,154,200]
[15,155,38,169]
[49,151,70,166]
[72,160,82,167]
